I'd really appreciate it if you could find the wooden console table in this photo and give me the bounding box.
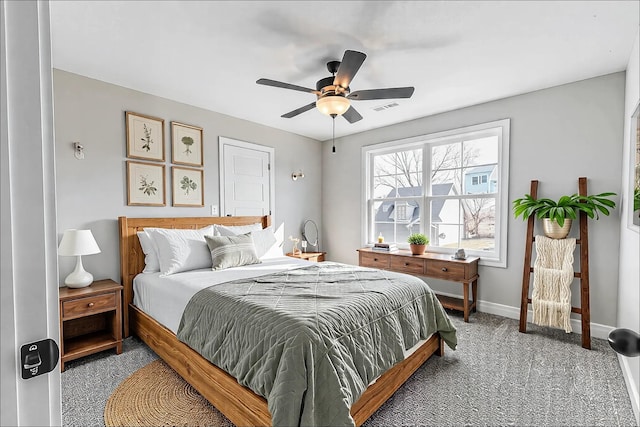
[357,248,480,322]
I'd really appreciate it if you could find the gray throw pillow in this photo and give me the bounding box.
[205,234,261,270]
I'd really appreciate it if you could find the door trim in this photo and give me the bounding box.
[219,136,275,223]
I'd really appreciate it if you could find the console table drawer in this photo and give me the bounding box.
[390,257,425,274]
[360,251,390,269]
[426,260,466,281]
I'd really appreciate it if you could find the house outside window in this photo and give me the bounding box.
[363,119,510,267]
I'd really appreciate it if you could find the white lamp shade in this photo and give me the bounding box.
[316,96,350,116]
[58,229,101,256]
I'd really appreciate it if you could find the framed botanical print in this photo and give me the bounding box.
[171,122,203,167]
[172,166,204,207]
[126,111,165,162]
[127,161,166,206]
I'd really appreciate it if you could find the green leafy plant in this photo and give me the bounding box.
[181,136,194,155]
[634,187,640,212]
[138,175,157,196]
[512,192,616,227]
[180,176,197,195]
[141,124,154,152]
[407,233,429,245]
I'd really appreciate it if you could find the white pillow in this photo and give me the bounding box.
[249,227,283,259]
[136,231,159,273]
[215,223,263,236]
[145,226,214,276]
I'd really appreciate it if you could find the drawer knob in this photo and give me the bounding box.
[374,258,378,261]
[404,262,410,266]
[441,267,448,272]
[88,302,95,308]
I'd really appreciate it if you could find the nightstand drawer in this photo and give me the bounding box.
[426,260,466,281]
[390,256,425,274]
[360,251,390,269]
[62,293,116,319]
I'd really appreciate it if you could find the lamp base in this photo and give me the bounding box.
[64,256,94,288]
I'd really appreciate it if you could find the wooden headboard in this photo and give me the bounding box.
[118,215,271,337]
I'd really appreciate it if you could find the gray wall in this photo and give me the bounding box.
[53,70,322,286]
[322,72,625,328]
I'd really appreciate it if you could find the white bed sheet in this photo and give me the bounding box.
[133,256,310,334]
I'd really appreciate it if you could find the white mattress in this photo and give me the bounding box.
[133,256,310,334]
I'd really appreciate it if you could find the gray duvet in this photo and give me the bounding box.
[177,262,456,427]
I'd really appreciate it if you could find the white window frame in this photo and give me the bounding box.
[362,119,510,268]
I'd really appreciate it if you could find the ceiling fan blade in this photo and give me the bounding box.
[257,78,319,94]
[334,50,367,89]
[348,87,415,101]
[281,102,317,118]
[342,106,363,124]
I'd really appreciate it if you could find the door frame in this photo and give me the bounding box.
[1,1,62,425]
[219,136,275,223]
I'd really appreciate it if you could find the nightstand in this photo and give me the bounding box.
[286,251,326,262]
[59,279,123,371]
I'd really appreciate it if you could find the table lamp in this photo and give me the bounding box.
[58,229,101,288]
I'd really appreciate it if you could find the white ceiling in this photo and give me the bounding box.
[49,1,639,141]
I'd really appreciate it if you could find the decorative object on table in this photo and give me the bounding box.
[301,240,307,253]
[453,248,467,260]
[512,189,616,239]
[172,166,204,207]
[125,111,165,162]
[407,233,429,255]
[302,219,319,251]
[288,235,301,255]
[171,122,203,167]
[377,232,384,243]
[58,229,101,288]
[291,170,305,181]
[372,243,398,253]
[127,161,166,206]
[608,328,640,357]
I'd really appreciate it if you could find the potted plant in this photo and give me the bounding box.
[513,192,616,239]
[407,233,429,255]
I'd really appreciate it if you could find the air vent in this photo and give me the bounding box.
[372,102,399,112]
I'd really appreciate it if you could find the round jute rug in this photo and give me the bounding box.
[104,359,232,427]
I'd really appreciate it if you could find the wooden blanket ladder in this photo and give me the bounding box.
[518,177,591,349]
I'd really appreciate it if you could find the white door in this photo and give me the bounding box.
[219,137,274,218]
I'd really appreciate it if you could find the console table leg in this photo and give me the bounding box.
[472,278,478,313]
[463,281,470,322]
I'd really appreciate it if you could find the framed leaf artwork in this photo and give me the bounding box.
[172,166,204,207]
[171,122,203,167]
[126,111,165,162]
[127,161,166,206]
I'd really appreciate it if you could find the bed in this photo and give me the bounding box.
[118,215,455,426]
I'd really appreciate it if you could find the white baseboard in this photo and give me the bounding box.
[436,291,638,421]
[468,297,615,340]
[618,354,640,425]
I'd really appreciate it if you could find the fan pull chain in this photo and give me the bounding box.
[331,114,336,153]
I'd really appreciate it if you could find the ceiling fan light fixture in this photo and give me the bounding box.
[316,96,350,116]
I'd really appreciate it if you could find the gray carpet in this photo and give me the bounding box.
[61,312,637,426]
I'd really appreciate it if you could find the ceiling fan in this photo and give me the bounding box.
[256,50,415,124]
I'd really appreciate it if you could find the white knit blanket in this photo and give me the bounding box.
[532,235,576,333]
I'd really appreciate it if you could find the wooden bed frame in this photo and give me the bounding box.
[118,215,444,426]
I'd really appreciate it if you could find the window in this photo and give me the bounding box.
[363,119,510,267]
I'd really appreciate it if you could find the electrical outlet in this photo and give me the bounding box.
[211,205,218,215]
